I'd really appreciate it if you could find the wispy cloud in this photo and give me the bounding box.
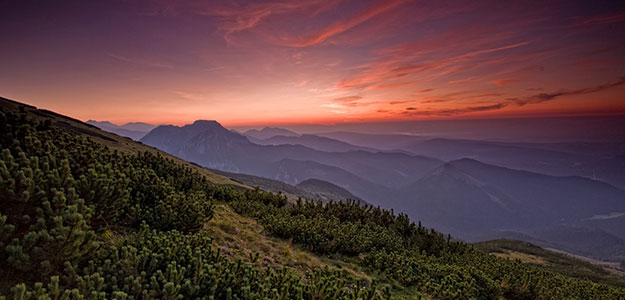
[420,99,449,104]
[368,81,413,90]
[512,76,625,106]
[337,40,530,90]
[332,95,366,107]
[289,79,309,87]
[152,0,344,45]
[288,0,409,47]
[576,11,625,26]
[172,90,205,101]
[108,53,174,69]
[43,0,625,123]
[448,77,480,85]
[389,100,410,105]
[491,79,519,86]
[402,103,508,116]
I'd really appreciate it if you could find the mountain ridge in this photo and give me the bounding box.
[87,119,156,140]
[251,133,379,153]
[244,126,299,140]
[141,120,442,203]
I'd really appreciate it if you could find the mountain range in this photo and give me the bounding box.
[249,133,377,153]
[400,158,625,259]
[102,120,625,264]
[243,127,299,140]
[141,121,441,202]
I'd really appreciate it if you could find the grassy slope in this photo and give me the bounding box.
[204,203,428,299]
[205,204,370,279]
[474,239,625,288]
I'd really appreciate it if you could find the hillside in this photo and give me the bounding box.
[474,239,625,288]
[269,159,394,206]
[251,134,378,153]
[399,158,625,261]
[296,178,365,203]
[212,169,364,203]
[2,97,625,299]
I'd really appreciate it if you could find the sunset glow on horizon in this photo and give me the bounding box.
[2,0,625,126]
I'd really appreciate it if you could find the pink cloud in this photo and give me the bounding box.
[576,11,625,26]
[157,0,344,45]
[448,77,480,85]
[287,0,410,47]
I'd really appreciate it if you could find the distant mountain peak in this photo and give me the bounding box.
[425,162,485,187]
[147,120,240,138]
[86,120,116,128]
[192,119,221,126]
[244,126,299,140]
[260,126,294,132]
[189,120,226,131]
[124,122,153,126]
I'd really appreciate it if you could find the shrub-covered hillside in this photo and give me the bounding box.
[0,108,384,299]
[1,103,625,299]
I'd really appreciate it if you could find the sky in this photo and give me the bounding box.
[1,0,625,126]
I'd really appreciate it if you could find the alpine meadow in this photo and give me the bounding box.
[2,0,625,299]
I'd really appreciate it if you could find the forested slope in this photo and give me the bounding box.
[1,99,624,299]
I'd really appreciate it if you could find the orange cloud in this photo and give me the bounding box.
[448,77,480,85]
[332,95,366,107]
[491,79,519,86]
[336,40,530,91]
[368,81,413,90]
[333,95,363,102]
